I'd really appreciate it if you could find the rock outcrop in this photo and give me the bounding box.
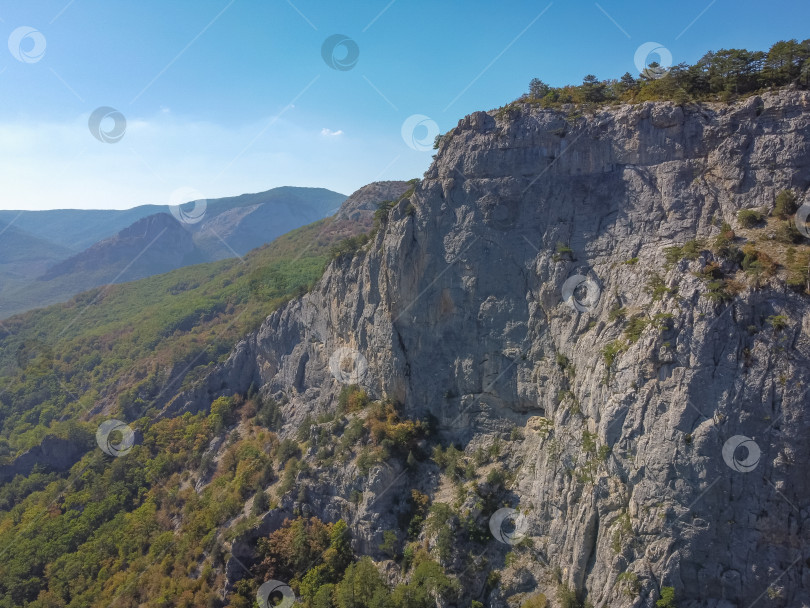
[0,435,87,483]
[174,91,810,607]
[335,180,414,225]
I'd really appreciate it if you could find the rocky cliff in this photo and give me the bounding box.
[335,180,414,225]
[173,91,810,607]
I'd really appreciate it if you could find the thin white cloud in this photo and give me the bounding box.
[320,128,344,137]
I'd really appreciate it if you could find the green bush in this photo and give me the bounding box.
[276,438,300,465]
[663,246,683,267]
[277,457,300,495]
[656,586,677,608]
[774,189,798,219]
[338,385,369,413]
[209,395,235,431]
[357,446,386,475]
[432,444,463,479]
[581,430,597,453]
[786,248,810,291]
[251,488,270,516]
[521,592,548,608]
[624,316,650,343]
[379,529,398,558]
[374,200,396,225]
[646,273,675,301]
[557,584,582,608]
[329,234,371,261]
[681,239,702,260]
[774,220,802,244]
[737,208,764,227]
[339,416,366,446]
[257,397,282,429]
[712,222,736,254]
[436,526,453,563]
[553,242,574,262]
[611,511,633,553]
[485,468,506,488]
[602,340,625,367]
[556,353,571,370]
[704,280,733,303]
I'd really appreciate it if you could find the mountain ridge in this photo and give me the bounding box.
[0,186,347,251]
[0,186,348,318]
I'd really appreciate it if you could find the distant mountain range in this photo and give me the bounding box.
[0,186,347,318]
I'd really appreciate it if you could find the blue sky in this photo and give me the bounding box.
[1,0,808,210]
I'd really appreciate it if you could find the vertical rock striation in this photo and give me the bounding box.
[174,91,810,607]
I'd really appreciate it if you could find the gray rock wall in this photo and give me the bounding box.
[174,91,810,607]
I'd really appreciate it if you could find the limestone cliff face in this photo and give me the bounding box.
[176,91,810,607]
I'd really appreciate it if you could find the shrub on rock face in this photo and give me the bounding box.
[738,208,764,227]
[521,593,548,608]
[786,247,810,292]
[209,395,235,431]
[251,488,270,516]
[656,586,677,608]
[275,438,300,465]
[365,401,424,451]
[338,385,370,413]
[624,317,649,343]
[774,219,802,244]
[557,584,580,608]
[602,340,625,367]
[774,189,798,219]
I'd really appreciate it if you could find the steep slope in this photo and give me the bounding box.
[40,213,202,281]
[335,180,415,226]
[0,221,71,270]
[177,91,810,607]
[0,214,203,317]
[0,181,397,458]
[0,221,71,315]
